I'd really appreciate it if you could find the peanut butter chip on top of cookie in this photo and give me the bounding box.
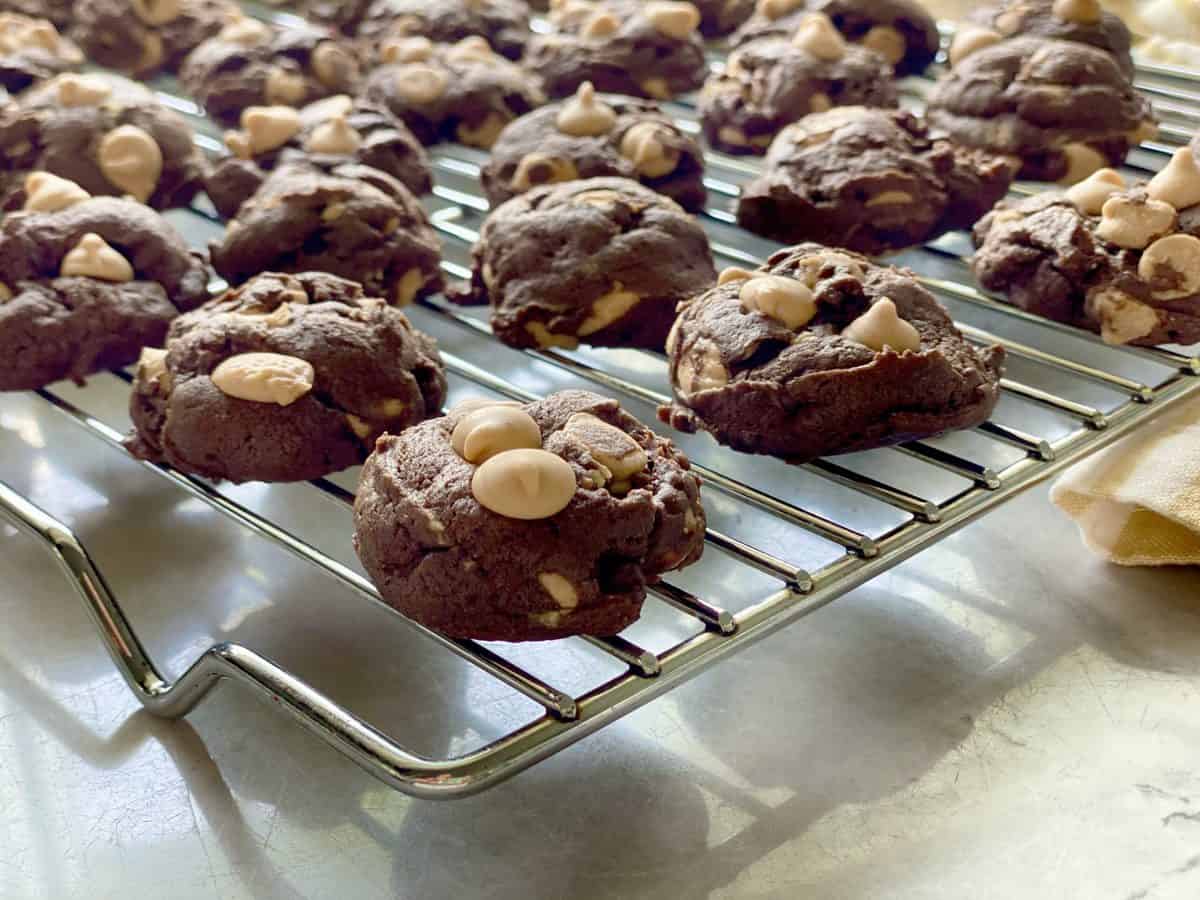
[60,233,134,282]
[555,82,617,137]
[738,276,817,329]
[1052,0,1102,24]
[1147,147,1200,210]
[948,26,1001,67]
[562,412,647,481]
[1096,195,1176,250]
[305,114,362,154]
[842,298,920,352]
[451,405,542,464]
[1139,234,1200,299]
[23,172,90,213]
[393,63,448,104]
[211,352,315,406]
[643,1,701,39]
[1065,168,1125,215]
[619,121,681,178]
[756,0,803,20]
[131,0,181,26]
[792,13,846,61]
[471,448,577,519]
[56,73,112,107]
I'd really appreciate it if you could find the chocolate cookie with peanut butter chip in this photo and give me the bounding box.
[354,390,706,641]
[124,271,447,483]
[954,0,1134,76]
[357,0,531,60]
[71,0,237,78]
[525,0,708,101]
[362,36,545,149]
[210,163,443,307]
[180,16,362,126]
[736,107,1017,255]
[700,14,898,156]
[480,84,707,211]
[972,154,1200,347]
[927,37,1157,185]
[0,175,210,391]
[465,177,716,350]
[0,73,205,212]
[661,245,1005,461]
[732,0,939,77]
[0,13,82,94]
[205,95,431,219]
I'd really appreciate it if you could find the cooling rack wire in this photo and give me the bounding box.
[2,11,1200,798]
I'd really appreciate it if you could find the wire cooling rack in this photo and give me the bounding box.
[2,16,1200,799]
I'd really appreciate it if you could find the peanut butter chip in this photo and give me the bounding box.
[380,35,433,63]
[393,63,448,104]
[60,233,134,282]
[949,26,1001,67]
[1095,195,1176,250]
[219,17,271,45]
[677,339,727,393]
[756,0,803,20]
[579,285,640,335]
[792,13,846,61]
[211,352,315,406]
[643,1,701,39]
[1139,234,1200,299]
[718,266,755,285]
[97,125,162,202]
[137,347,169,388]
[56,73,112,107]
[563,412,647,481]
[471,448,577,520]
[450,398,522,416]
[619,121,681,178]
[456,112,508,149]
[861,24,905,65]
[1064,168,1125,215]
[265,67,308,105]
[1052,0,1102,24]
[555,82,617,137]
[1089,288,1157,345]
[1057,142,1106,185]
[447,35,496,65]
[1146,147,1200,210]
[131,0,181,26]
[739,276,816,329]
[842,298,920,352]
[511,153,579,191]
[235,105,302,156]
[0,283,12,302]
[23,172,90,212]
[451,406,542,463]
[305,114,362,154]
[582,10,620,39]
[311,41,355,88]
[538,573,579,608]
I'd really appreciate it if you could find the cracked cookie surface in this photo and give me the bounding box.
[466,177,716,350]
[660,244,1005,461]
[124,271,447,483]
[354,390,706,641]
[736,106,1017,255]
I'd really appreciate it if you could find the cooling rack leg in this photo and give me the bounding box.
[0,478,588,799]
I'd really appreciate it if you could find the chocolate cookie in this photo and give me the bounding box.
[354,390,706,641]
[693,0,755,35]
[0,73,205,212]
[736,107,1018,255]
[0,13,82,94]
[732,0,940,77]
[660,246,1006,460]
[525,0,708,100]
[0,177,210,391]
[0,0,72,29]
[480,84,707,211]
[357,0,531,60]
[210,163,443,307]
[180,17,362,126]
[926,37,1157,184]
[205,95,431,219]
[466,177,716,350]
[70,0,236,77]
[362,36,545,149]
[972,156,1200,346]
[699,17,898,155]
[124,271,447,483]
[952,0,1134,76]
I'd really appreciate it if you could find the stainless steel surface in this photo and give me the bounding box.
[2,19,1200,803]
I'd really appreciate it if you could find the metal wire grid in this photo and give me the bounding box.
[3,25,1200,799]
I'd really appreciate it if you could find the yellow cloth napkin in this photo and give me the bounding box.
[1051,394,1200,566]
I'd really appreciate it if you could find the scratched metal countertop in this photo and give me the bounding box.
[2,387,1199,899]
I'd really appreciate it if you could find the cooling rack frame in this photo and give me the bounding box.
[2,14,1200,799]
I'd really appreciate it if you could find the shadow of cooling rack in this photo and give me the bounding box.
[2,20,1199,798]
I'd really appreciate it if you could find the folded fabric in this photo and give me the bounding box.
[1051,394,1200,566]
